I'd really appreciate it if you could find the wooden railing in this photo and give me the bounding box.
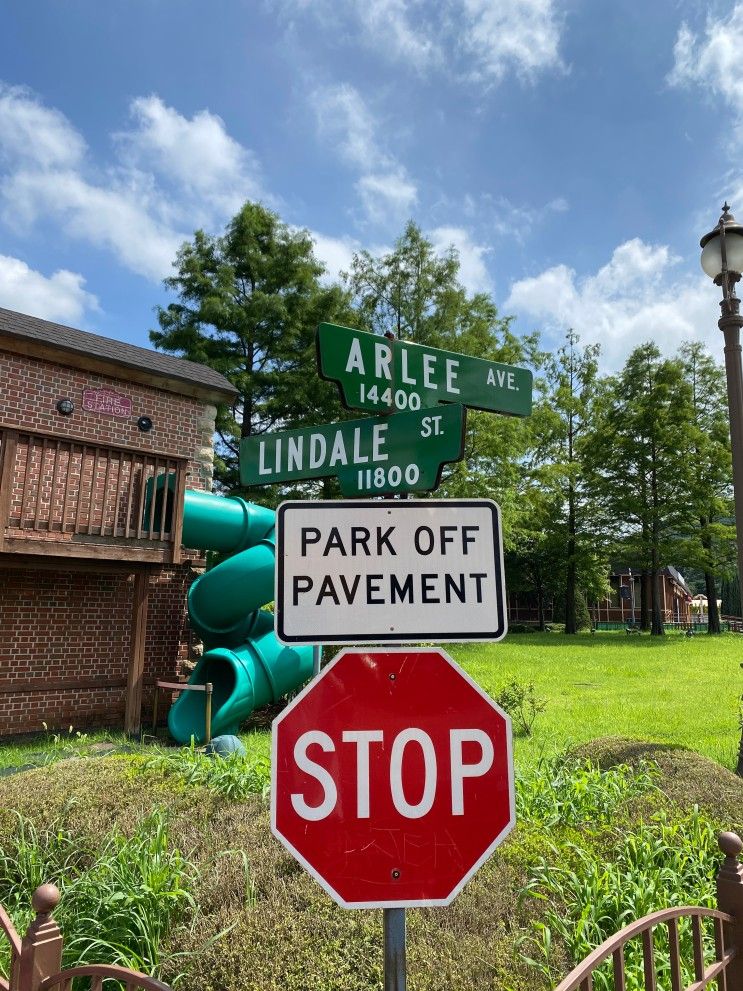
[553,832,743,991]
[0,884,172,991]
[0,427,187,562]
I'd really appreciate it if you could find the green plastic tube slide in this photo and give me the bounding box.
[167,617,313,742]
[187,537,276,647]
[165,489,316,745]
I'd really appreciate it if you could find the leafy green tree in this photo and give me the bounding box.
[588,344,694,636]
[344,221,539,542]
[535,331,610,634]
[151,201,354,493]
[679,342,734,634]
[344,220,466,347]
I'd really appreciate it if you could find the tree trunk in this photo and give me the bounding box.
[705,570,721,634]
[564,553,577,634]
[640,570,650,631]
[700,516,721,634]
[651,552,664,636]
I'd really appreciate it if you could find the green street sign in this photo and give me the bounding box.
[317,322,533,417]
[240,404,466,497]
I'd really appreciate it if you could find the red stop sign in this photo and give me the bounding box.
[271,648,514,908]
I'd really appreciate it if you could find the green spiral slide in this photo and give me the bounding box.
[163,489,314,744]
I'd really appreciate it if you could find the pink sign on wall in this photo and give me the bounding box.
[82,388,133,418]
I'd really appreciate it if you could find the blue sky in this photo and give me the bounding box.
[0,0,741,370]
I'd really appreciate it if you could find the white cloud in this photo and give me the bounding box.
[0,86,265,283]
[0,83,86,169]
[355,0,440,71]
[310,230,362,280]
[275,0,566,86]
[357,171,418,225]
[459,0,565,84]
[117,96,263,217]
[311,84,384,171]
[668,7,743,120]
[310,83,417,227]
[3,170,184,282]
[0,255,98,323]
[505,239,721,370]
[430,225,492,293]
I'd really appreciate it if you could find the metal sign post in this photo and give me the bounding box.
[384,908,406,991]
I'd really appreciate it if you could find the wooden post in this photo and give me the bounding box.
[717,832,743,989]
[0,430,19,552]
[16,885,62,991]
[169,462,187,565]
[204,682,213,745]
[151,684,160,736]
[124,570,150,736]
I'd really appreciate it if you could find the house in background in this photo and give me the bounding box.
[591,565,693,626]
[507,565,694,627]
[0,307,236,736]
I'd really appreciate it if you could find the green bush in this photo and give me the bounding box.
[496,680,547,736]
[140,740,270,800]
[516,756,659,826]
[521,805,719,989]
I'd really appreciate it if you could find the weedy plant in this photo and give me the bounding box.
[520,774,718,991]
[516,756,659,826]
[496,679,547,736]
[140,740,271,800]
[0,810,193,980]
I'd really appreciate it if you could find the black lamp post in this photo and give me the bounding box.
[700,204,743,622]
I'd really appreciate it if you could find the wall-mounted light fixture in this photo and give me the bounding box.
[56,398,74,416]
[137,415,153,432]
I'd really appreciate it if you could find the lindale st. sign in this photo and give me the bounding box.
[240,405,465,497]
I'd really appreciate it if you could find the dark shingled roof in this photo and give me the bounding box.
[0,307,237,402]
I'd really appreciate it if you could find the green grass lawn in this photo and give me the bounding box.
[454,630,742,769]
[0,631,741,991]
[1,630,739,777]
[238,630,742,772]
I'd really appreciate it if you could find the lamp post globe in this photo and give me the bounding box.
[700,204,743,654]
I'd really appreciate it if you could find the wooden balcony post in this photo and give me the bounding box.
[717,832,743,989]
[16,885,62,991]
[124,570,150,737]
[169,462,187,565]
[0,430,19,552]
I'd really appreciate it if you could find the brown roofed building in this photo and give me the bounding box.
[0,307,237,736]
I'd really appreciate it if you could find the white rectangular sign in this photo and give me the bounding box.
[275,499,507,644]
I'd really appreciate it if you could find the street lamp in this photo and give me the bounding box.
[700,203,743,618]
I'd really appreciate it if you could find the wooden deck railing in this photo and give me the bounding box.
[0,884,172,991]
[0,427,187,562]
[553,832,743,991]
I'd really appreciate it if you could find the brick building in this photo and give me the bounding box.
[507,565,693,628]
[0,307,236,736]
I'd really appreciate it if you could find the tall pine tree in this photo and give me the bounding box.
[151,202,354,492]
[589,344,693,635]
[679,342,734,634]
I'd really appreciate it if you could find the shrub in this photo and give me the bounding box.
[516,756,659,826]
[521,805,719,989]
[496,680,547,736]
[140,740,271,800]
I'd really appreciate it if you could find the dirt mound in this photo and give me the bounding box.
[571,737,743,831]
